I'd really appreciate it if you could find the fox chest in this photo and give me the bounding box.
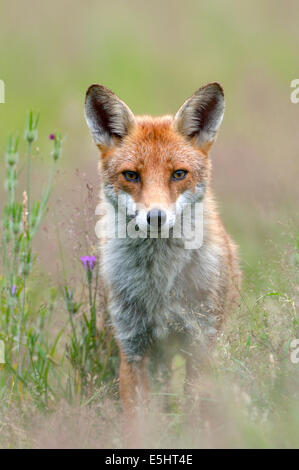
[102,238,216,359]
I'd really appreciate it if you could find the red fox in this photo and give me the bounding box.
[85,82,241,419]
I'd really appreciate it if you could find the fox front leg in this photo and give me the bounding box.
[119,349,150,446]
[119,350,149,413]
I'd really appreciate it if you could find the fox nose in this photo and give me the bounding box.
[146,208,167,228]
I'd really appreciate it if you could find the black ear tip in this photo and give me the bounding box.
[86,83,100,98]
[202,82,224,97]
[192,82,223,99]
[85,84,113,103]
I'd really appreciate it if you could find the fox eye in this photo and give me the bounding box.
[171,169,188,181]
[122,171,140,182]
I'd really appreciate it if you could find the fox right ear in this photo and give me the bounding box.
[174,82,225,152]
[85,84,135,149]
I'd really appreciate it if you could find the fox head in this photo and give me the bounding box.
[85,83,224,234]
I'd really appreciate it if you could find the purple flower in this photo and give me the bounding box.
[49,133,55,140]
[11,285,17,295]
[80,256,96,271]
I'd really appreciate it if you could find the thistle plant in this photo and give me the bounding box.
[64,255,118,399]
[80,255,97,341]
[0,111,119,409]
[0,113,64,406]
[24,110,39,220]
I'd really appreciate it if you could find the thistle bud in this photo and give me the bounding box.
[5,135,19,166]
[24,110,39,144]
[49,132,63,161]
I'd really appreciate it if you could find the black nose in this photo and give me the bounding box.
[146,209,167,227]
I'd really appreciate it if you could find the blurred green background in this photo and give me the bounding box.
[0,0,298,276]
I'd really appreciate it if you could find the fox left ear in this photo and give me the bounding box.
[174,82,225,152]
[85,84,136,149]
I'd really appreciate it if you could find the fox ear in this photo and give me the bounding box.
[174,82,225,152]
[85,84,135,149]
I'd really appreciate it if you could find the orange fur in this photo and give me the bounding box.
[100,116,209,211]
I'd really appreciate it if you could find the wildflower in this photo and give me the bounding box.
[11,285,17,296]
[80,256,96,271]
[50,132,63,161]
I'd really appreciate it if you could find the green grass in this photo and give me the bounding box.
[0,0,298,448]
[0,120,119,411]
[0,110,297,449]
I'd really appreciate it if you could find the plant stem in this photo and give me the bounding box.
[26,141,32,224]
[31,160,56,237]
[87,273,96,342]
[17,273,26,374]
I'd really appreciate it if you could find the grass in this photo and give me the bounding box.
[0,111,297,449]
[0,0,298,448]
[0,119,119,412]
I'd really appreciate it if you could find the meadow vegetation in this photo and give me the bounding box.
[0,0,298,448]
